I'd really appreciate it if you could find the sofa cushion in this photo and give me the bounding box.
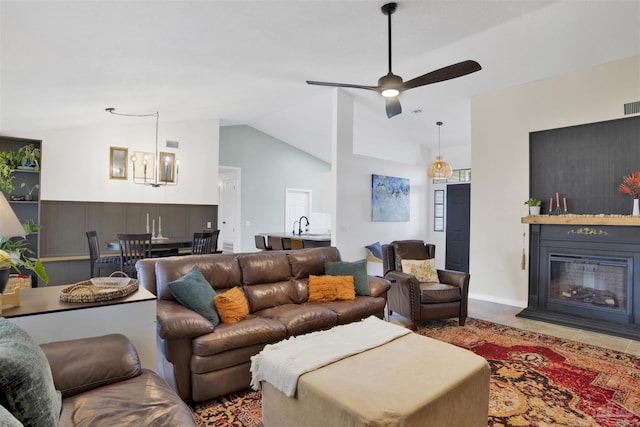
[325,259,370,296]
[310,297,387,324]
[239,251,291,285]
[168,267,219,325]
[401,259,439,283]
[365,241,383,259]
[255,304,338,336]
[0,318,61,426]
[215,287,250,324]
[288,247,341,279]
[0,404,21,427]
[57,370,197,427]
[243,280,298,312]
[308,275,355,302]
[419,282,461,303]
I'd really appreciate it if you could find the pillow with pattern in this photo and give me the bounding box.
[400,259,439,283]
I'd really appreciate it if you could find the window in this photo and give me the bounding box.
[434,190,444,232]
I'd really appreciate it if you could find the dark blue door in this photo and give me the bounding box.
[445,184,470,273]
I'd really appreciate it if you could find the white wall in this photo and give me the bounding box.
[24,118,219,204]
[470,56,640,307]
[332,89,430,263]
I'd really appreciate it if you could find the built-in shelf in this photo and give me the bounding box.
[522,215,640,226]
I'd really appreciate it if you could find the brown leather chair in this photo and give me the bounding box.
[382,240,470,327]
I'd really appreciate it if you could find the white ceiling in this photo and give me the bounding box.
[1,1,639,163]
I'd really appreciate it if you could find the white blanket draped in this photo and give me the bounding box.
[250,316,411,397]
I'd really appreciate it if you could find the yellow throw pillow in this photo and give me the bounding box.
[401,259,439,283]
[214,287,250,324]
[308,275,356,302]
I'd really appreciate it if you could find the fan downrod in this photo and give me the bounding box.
[381,2,397,16]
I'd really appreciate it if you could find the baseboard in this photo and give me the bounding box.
[468,292,527,308]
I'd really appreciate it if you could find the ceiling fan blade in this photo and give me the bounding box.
[386,96,402,118]
[402,60,482,90]
[306,80,377,91]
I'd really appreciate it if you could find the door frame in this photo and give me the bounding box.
[218,166,241,253]
[284,188,312,233]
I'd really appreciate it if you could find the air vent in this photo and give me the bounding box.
[166,140,179,148]
[624,101,640,115]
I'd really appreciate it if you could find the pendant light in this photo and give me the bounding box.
[427,121,452,180]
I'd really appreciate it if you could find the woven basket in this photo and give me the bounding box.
[60,272,138,303]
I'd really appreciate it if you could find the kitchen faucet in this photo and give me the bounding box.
[298,216,310,235]
[292,220,299,235]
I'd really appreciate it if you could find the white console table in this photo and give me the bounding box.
[1,285,157,370]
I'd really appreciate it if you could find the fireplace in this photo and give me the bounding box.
[518,222,640,339]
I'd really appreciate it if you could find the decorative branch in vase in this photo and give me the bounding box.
[618,171,640,216]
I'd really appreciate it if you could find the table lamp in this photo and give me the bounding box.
[0,193,26,293]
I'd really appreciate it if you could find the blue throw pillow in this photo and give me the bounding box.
[168,267,219,325]
[0,318,62,427]
[365,241,383,259]
[325,259,369,296]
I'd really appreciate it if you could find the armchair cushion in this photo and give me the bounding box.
[308,275,356,302]
[419,283,461,303]
[168,267,219,325]
[214,287,250,324]
[325,259,369,296]
[0,318,61,427]
[401,259,439,283]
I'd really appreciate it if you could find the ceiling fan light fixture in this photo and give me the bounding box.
[427,121,453,180]
[381,88,399,98]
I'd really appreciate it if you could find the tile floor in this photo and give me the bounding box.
[391,298,640,356]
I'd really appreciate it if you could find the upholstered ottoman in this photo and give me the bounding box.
[261,332,490,427]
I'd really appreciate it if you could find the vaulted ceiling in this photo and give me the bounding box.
[1,1,639,163]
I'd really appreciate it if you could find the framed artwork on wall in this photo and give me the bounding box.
[109,146,128,179]
[371,174,410,221]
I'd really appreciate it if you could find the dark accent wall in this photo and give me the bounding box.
[41,201,217,257]
[530,115,640,214]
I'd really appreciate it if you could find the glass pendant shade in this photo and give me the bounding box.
[428,156,452,180]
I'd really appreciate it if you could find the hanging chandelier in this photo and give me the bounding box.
[105,108,179,187]
[427,121,452,180]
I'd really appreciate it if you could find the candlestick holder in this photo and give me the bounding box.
[553,206,563,215]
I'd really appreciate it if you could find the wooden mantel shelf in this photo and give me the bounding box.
[522,215,640,226]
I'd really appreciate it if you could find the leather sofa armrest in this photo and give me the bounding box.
[437,269,470,294]
[367,275,391,297]
[157,299,216,340]
[40,334,141,399]
[384,270,421,321]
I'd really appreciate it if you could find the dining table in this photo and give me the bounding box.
[106,236,193,257]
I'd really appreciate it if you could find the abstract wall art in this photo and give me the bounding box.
[371,174,410,221]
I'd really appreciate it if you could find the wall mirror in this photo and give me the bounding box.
[109,146,128,179]
[159,152,176,183]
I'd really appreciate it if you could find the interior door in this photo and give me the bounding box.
[219,171,239,252]
[445,183,470,273]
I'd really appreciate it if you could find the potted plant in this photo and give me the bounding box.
[618,171,640,216]
[0,150,19,193]
[17,144,41,171]
[524,198,542,215]
[20,182,40,201]
[0,220,47,291]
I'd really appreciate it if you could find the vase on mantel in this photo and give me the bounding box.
[633,199,640,216]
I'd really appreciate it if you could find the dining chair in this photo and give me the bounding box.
[116,233,152,278]
[270,236,291,251]
[86,231,120,278]
[290,239,304,250]
[254,235,272,251]
[192,232,214,254]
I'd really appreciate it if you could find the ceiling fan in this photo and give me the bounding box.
[306,2,482,119]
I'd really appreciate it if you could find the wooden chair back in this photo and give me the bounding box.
[116,233,152,278]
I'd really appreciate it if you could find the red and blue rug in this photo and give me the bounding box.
[192,318,640,426]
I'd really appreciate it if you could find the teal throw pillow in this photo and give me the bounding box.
[325,259,369,296]
[168,267,219,325]
[0,318,62,427]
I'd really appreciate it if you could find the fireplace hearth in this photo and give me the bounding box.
[518,221,640,340]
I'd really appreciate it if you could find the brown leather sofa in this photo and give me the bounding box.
[41,334,198,426]
[137,247,391,402]
[382,240,470,327]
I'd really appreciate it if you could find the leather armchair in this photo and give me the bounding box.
[382,240,470,327]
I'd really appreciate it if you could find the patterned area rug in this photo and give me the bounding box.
[191,318,640,427]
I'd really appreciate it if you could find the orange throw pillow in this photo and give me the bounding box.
[308,275,356,302]
[214,287,250,324]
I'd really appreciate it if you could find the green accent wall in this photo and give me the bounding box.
[220,125,330,252]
